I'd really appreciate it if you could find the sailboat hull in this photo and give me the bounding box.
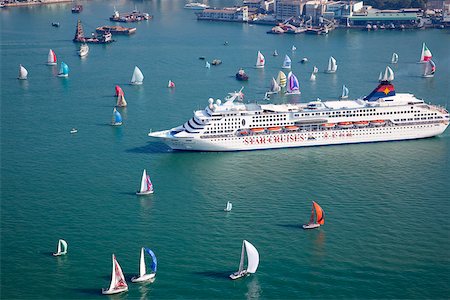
[302,223,320,229]
[101,287,128,295]
[229,270,248,280]
[131,273,156,283]
[52,252,67,256]
[131,81,143,85]
[57,74,68,78]
[136,190,154,195]
[47,62,57,66]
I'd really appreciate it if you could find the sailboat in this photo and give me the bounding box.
[18,64,28,80]
[115,85,124,97]
[57,62,69,77]
[131,66,144,85]
[302,201,325,229]
[422,59,436,78]
[268,77,281,94]
[282,55,291,69]
[111,108,122,126]
[419,42,432,63]
[116,94,127,107]
[325,56,337,73]
[47,49,57,65]
[53,239,68,256]
[229,240,259,280]
[168,80,175,88]
[205,61,210,69]
[380,66,394,82]
[340,85,349,99]
[391,52,398,64]
[310,72,316,81]
[291,45,296,51]
[286,72,300,95]
[224,201,232,212]
[273,50,278,56]
[255,51,265,68]
[313,66,319,74]
[131,247,157,283]
[78,43,89,57]
[102,254,128,295]
[276,71,287,88]
[136,169,154,195]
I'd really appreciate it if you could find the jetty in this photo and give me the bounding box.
[73,20,114,44]
[109,9,152,23]
[96,26,136,35]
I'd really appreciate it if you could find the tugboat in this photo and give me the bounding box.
[235,68,249,81]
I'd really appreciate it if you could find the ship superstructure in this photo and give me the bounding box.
[149,80,449,152]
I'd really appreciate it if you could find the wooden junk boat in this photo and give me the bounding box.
[73,20,114,44]
[96,25,136,35]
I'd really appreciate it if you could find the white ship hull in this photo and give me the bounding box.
[151,123,448,152]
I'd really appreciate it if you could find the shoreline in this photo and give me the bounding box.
[1,0,72,7]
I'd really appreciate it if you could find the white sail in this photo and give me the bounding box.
[47,49,57,65]
[104,254,128,294]
[292,45,296,51]
[378,71,383,82]
[53,239,67,256]
[225,201,232,211]
[18,64,28,80]
[270,77,281,93]
[139,169,148,193]
[326,56,337,73]
[205,61,210,69]
[282,55,291,69]
[310,72,316,81]
[131,66,144,85]
[382,66,394,82]
[341,85,349,99]
[391,52,398,64]
[255,51,265,68]
[244,240,259,274]
[139,247,146,277]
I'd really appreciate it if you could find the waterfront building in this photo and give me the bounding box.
[349,8,421,27]
[275,0,306,21]
[444,1,450,25]
[196,6,249,22]
[325,1,363,19]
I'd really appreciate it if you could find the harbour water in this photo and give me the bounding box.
[1,1,449,298]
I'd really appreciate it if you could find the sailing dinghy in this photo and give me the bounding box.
[131,247,157,283]
[116,94,127,107]
[102,254,128,295]
[18,64,28,80]
[224,201,232,212]
[325,56,337,73]
[310,72,316,81]
[229,240,259,280]
[340,85,349,99]
[111,108,122,126]
[391,52,398,64]
[115,85,124,97]
[302,201,325,229]
[53,239,68,256]
[255,51,265,68]
[286,71,300,95]
[282,55,291,69]
[136,169,154,195]
[273,50,278,56]
[168,80,175,88]
[422,59,436,78]
[47,49,57,65]
[419,42,432,63]
[131,66,144,85]
[57,62,69,77]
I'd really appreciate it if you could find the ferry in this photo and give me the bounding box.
[148,77,449,152]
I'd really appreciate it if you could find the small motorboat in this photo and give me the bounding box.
[51,22,60,27]
[211,59,222,65]
[300,57,308,63]
[235,68,248,81]
[70,128,78,134]
[198,56,205,60]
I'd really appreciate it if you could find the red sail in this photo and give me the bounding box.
[313,201,325,225]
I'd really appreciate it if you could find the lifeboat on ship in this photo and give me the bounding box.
[321,123,336,128]
[250,128,265,133]
[353,121,369,127]
[267,126,282,132]
[337,122,353,128]
[371,120,386,126]
[285,125,299,131]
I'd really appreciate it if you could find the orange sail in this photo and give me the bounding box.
[313,201,325,225]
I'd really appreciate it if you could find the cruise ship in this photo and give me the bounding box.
[148,74,449,152]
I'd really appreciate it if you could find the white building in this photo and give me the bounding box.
[275,0,306,20]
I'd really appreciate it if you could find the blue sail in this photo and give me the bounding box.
[145,248,157,272]
[114,109,122,123]
[60,62,69,75]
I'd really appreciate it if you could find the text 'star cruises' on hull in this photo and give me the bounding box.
[149,76,449,152]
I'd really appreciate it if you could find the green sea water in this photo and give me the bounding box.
[1,1,450,299]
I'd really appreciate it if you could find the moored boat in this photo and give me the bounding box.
[184,2,210,10]
[321,123,336,128]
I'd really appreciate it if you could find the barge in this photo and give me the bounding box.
[96,25,136,35]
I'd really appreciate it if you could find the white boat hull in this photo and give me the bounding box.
[111,122,122,126]
[101,287,128,295]
[302,223,320,229]
[131,273,156,283]
[229,270,248,280]
[52,252,66,256]
[131,82,143,85]
[57,74,68,78]
[149,122,448,152]
[136,190,154,195]
[47,62,57,66]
